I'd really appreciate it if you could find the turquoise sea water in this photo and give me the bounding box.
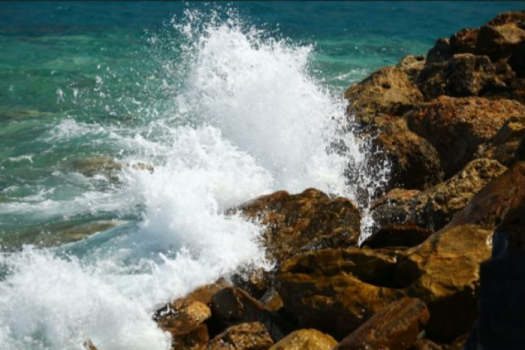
[0,2,523,350]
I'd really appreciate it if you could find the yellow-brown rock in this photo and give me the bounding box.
[406,96,525,177]
[269,329,337,350]
[334,298,430,350]
[276,223,494,342]
[371,158,507,233]
[155,299,212,350]
[275,249,405,339]
[210,287,294,342]
[231,188,361,265]
[344,66,424,124]
[207,322,274,350]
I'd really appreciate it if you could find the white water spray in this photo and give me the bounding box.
[0,9,388,350]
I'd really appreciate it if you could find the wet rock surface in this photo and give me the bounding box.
[269,329,337,350]
[334,298,430,350]
[207,322,274,350]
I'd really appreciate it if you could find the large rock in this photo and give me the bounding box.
[418,54,512,101]
[275,248,405,339]
[155,299,212,350]
[210,287,294,342]
[362,224,433,249]
[268,329,337,350]
[344,66,423,124]
[406,96,525,176]
[447,161,525,230]
[207,322,274,350]
[371,159,507,232]
[475,115,525,165]
[334,298,430,350]
[276,222,494,343]
[232,188,361,264]
[371,117,444,191]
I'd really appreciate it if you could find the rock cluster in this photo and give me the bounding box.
[86,12,525,350]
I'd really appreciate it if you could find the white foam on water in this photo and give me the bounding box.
[0,9,389,350]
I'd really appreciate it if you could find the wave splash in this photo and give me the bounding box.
[0,9,388,350]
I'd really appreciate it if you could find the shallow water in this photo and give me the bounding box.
[0,2,523,350]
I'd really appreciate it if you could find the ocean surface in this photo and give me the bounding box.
[0,2,523,349]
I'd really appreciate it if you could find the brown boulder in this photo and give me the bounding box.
[371,117,444,191]
[371,159,507,232]
[269,329,337,350]
[276,223,494,342]
[155,299,212,350]
[275,248,405,339]
[475,116,525,165]
[232,188,361,265]
[418,54,512,101]
[406,96,525,176]
[397,225,494,342]
[207,323,274,350]
[210,287,294,342]
[334,298,430,350]
[344,66,423,124]
[447,161,525,230]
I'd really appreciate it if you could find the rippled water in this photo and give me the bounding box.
[0,2,523,349]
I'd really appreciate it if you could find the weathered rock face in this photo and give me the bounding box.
[275,249,405,339]
[344,66,424,124]
[207,322,274,350]
[268,329,337,350]
[418,54,512,101]
[406,96,524,176]
[276,223,493,343]
[475,116,525,165]
[155,299,212,350]
[447,162,525,230]
[210,287,294,342]
[334,298,430,350]
[371,117,444,191]
[232,189,361,264]
[398,225,494,342]
[371,159,507,232]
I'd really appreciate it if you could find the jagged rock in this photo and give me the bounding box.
[183,279,232,306]
[344,66,423,124]
[371,117,444,191]
[275,248,405,339]
[228,189,360,297]
[231,188,361,265]
[418,54,512,100]
[406,96,525,176]
[210,287,294,342]
[155,299,212,350]
[207,322,274,350]
[396,225,493,342]
[362,224,433,249]
[276,222,493,342]
[372,159,507,232]
[269,329,337,350]
[396,55,426,83]
[260,288,283,312]
[475,116,525,165]
[447,161,525,230]
[334,298,430,350]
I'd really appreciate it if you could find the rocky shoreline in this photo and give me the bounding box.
[93,11,525,350]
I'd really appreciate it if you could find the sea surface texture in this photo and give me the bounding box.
[0,2,523,350]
